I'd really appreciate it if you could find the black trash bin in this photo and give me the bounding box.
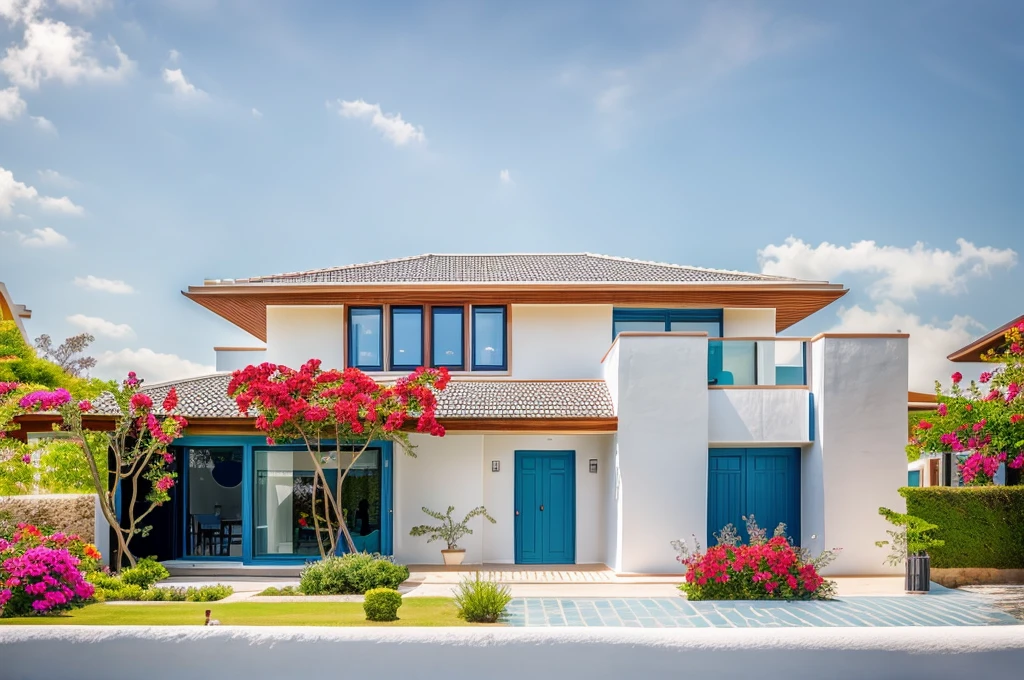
[906,552,931,593]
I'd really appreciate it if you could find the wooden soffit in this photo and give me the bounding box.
[947,314,1024,363]
[183,284,848,341]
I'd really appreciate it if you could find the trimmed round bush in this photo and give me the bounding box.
[300,553,410,595]
[363,588,402,622]
[120,557,169,588]
[453,574,512,623]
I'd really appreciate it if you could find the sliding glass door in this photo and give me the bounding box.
[252,448,382,558]
[185,446,244,558]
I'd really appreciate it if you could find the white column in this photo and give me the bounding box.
[608,333,709,573]
[806,335,908,575]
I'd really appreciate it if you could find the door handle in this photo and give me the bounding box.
[539,504,544,511]
[515,510,520,516]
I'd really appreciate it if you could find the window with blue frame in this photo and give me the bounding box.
[472,306,507,370]
[348,307,383,371]
[431,307,465,369]
[612,308,724,383]
[389,306,423,371]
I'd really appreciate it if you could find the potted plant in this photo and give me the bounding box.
[409,505,496,566]
[876,507,945,593]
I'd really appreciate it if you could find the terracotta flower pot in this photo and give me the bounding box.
[442,549,466,566]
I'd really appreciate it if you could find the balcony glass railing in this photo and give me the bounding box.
[707,338,808,386]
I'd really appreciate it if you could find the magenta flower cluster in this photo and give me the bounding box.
[17,388,72,411]
[1,546,95,617]
[0,381,20,396]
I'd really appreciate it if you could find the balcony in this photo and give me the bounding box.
[707,337,809,387]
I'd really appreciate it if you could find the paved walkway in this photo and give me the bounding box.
[504,588,1020,628]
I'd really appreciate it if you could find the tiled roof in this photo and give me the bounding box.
[93,374,615,420]
[222,253,803,285]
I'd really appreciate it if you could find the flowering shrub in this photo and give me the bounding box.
[0,523,103,573]
[909,322,1024,485]
[0,545,95,617]
[672,517,839,601]
[18,374,188,568]
[229,360,449,557]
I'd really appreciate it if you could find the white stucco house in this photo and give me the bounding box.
[22,254,908,575]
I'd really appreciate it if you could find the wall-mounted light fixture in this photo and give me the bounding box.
[492,461,500,472]
[589,459,598,473]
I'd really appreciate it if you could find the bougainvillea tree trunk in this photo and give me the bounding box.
[229,361,449,557]
[909,321,1024,485]
[17,373,186,570]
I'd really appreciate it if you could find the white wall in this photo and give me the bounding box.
[611,334,709,573]
[708,388,810,444]
[480,434,613,564]
[807,336,908,575]
[265,306,346,369]
[510,305,612,379]
[215,349,266,372]
[394,433,613,565]
[394,435,485,564]
[11,626,1023,680]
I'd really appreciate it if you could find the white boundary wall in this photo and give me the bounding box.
[2,627,1022,680]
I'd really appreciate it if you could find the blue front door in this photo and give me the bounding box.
[515,451,575,564]
[708,448,801,545]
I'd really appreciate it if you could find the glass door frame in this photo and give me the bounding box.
[174,436,394,565]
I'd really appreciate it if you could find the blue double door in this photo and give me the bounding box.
[708,448,801,545]
[515,451,576,564]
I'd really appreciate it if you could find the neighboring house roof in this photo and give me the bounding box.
[91,374,616,421]
[183,253,848,339]
[0,282,32,343]
[908,390,938,412]
[224,253,805,285]
[947,314,1024,363]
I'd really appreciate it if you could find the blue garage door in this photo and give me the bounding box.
[708,448,801,545]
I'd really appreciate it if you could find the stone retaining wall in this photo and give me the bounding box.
[933,568,1024,587]
[1,627,1022,680]
[0,494,97,542]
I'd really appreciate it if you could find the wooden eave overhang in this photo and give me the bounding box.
[947,315,1024,363]
[183,281,848,341]
[11,413,618,439]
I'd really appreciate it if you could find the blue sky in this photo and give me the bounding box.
[1,0,1022,390]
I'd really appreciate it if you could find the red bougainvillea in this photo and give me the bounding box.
[228,360,449,556]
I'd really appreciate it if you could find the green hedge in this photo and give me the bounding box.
[900,486,1024,569]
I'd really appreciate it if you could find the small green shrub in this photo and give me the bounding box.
[257,585,302,596]
[452,574,512,623]
[186,585,233,602]
[300,553,410,595]
[120,557,170,588]
[99,583,144,601]
[901,486,1024,568]
[363,588,402,622]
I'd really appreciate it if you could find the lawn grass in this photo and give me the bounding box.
[0,598,473,627]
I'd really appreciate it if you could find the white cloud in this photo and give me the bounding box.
[4,225,68,247]
[162,67,206,100]
[0,165,39,216]
[95,348,214,384]
[73,274,134,294]
[54,0,111,14]
[37,168,75,186]
[826,301,987,391]
[499,169,511,184]
[67,313,133,338]
[168,48,180,62]
[758,237,1018,301]
[37,194,82,214]
[0,0,44,24]
[330,98,426,146]
[251,107,262,119]
[30,114,55,133]
[1,18,133,89]
[0,85,26,120]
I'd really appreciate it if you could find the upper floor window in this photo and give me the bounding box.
[612,309,722,337]
[472,306,507,371]
[390,306,423,371]
[431,307,465,370]
[348,307,383,371]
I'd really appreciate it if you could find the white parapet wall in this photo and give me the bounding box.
[2,627,1022,680]
[708,387,810,445]
[805,334,909,575]
[607,333,709,573]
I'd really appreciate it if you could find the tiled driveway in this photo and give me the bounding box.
[504,589,1020,628]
